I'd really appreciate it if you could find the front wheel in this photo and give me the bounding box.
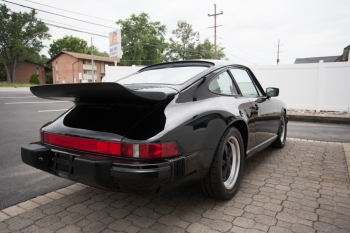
[200,127,245,200]
[272,111,287,148]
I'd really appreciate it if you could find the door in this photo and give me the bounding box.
[208,70,256,150]
[229,68,279,146]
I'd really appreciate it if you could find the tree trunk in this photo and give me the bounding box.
[12,57,16,83]
[1,53,12,83]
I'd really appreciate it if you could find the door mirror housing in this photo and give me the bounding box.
[266,87,279,97]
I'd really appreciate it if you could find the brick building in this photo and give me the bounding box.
[46,51,115,84]
[7,61,46,84]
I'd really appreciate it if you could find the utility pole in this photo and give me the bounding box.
[275,39,283,65]
[91,37,95,82]
[208,4,223,59]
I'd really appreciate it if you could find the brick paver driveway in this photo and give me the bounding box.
[1,139,349,233]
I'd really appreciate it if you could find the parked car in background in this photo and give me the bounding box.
[22,60,287,200]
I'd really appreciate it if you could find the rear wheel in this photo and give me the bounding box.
[272,111,287,148]
[201,127,244,200]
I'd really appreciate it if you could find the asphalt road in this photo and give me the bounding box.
[287,121,350,143]
[0,88,74,210]
[0,87,349,210]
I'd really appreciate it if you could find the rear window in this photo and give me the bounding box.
[118,66,208,85]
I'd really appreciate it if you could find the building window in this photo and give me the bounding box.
[83,70,88,74]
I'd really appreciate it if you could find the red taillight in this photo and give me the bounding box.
[43,132,111,155]
[42,132,180,158]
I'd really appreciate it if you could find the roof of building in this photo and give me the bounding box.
[46,51,114,64]
[23,60,47,68]
[344,45,350,50]
[294,56,341,64]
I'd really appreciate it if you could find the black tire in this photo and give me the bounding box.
[272,111,287,148]
[200,127,245,200]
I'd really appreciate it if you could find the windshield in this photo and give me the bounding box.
[118,66,208,85]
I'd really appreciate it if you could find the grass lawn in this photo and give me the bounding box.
[0,83,39,87]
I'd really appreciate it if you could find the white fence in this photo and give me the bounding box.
[249,61,350,112]
[104,62,350,112]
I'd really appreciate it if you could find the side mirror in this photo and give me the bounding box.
[266,87,279,97]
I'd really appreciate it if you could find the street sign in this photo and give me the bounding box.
[109,29,122,60]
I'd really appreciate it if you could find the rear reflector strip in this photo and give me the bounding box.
[42,132,180,159]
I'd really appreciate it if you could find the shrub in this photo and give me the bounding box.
[29,74,40,84]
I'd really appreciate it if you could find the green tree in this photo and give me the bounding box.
[48,36,109,57]
[27,53,49,65]
[84,46,109,57]
[48,36,87,57]
[116,12,167,66]
[165,20,199,61]
[195,38,226,60]
[0,4,50,83]
[165,20,226,61]
[29,74,39,84]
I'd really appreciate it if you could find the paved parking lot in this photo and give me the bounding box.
[1,139,349,233]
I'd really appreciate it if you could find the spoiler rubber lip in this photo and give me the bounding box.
[30,83,177,102]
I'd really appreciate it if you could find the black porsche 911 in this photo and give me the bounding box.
[21,60,287,200]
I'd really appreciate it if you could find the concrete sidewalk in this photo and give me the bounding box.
[1,139,349,233]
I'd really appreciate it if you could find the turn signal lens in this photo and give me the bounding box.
[139,142,179,158]
[122,143,133,157]
[42,132,180,158]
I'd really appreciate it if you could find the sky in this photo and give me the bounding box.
[3,0,350,66]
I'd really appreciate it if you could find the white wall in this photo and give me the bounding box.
[249,61,350,112]
[103,65,145,82]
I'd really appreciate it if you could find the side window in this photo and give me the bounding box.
[209,71,238,95]
[230,69,259,97]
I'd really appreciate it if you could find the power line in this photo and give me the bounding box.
[1,0,116,29]
[95,0,202,22]
[43,20,254,63]
[3,1,251,63]
[225,52,254,64]
[24,0,116,23]
[41,19,108,35]
[42,22,223,58]
[4,0,170,41]
[45,23,108,38]
[219,36,273,62]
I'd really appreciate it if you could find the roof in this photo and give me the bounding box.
[23,60,46,68]
[344,45,350,50]
[294,56,340,64]
[46,51,114,64]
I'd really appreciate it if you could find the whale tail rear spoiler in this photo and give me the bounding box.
[30,83,177,104]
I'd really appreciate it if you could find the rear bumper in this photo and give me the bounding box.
[21,144,205,194]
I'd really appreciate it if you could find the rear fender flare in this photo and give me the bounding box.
[227,120,249,157]
[207,119,249,169]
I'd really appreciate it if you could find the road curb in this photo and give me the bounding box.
[288,113,350,124]
[344,143,350,181]
[0,183,88,222]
